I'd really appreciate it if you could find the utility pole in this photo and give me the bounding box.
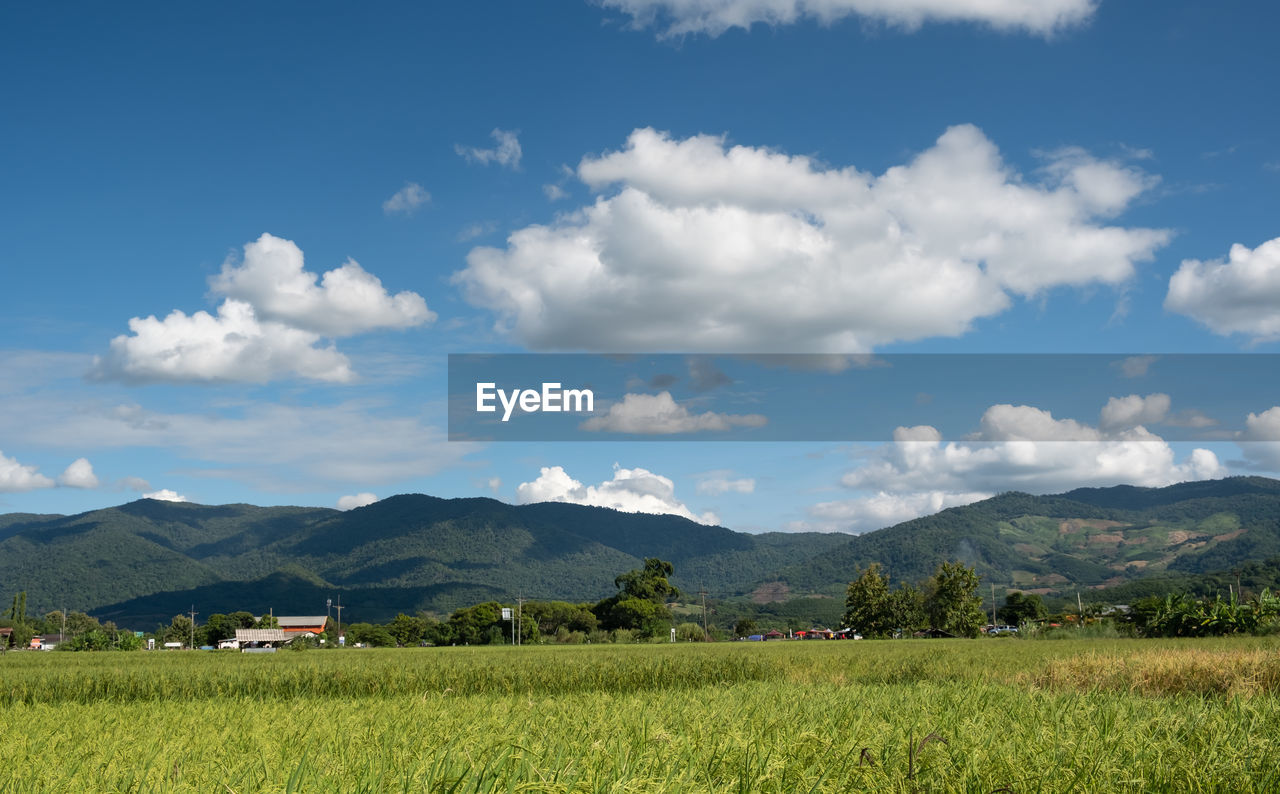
[334,596,343,645]
[189,605,198,649]
[1077,591,1084,629]
[699,587,709,642]
[516,595,525,647]
[990,583,997,626]
[62,607,66,644]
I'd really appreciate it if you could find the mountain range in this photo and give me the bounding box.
[3,476,1279,628]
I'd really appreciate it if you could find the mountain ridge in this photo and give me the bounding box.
[3,476,1278,627]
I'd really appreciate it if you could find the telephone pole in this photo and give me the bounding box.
[189,604,198,649]
[990,583,996,626]
[699,587,709,642]
[334,597,343,645]
[516,595,525,647]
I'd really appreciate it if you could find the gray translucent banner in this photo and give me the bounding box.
[447,354,1280,442]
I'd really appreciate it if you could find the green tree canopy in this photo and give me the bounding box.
[998,592,1047,625]
[595,559,679,638]
[924,561,985,638]
[842,563,892,637]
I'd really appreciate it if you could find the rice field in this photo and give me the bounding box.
[2,638,1279,792]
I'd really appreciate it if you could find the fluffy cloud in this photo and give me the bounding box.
[93,300,354,384]
[456,129,522,169]
[337,492,379,510]
[695,474,755,496]
[457,125,1168,352]
[516,464,718,524]
[57,458,100,489]
[600,0,1097,37]
[1116,354,1157,378]
[1165,236,1280,341]
[0,450,55,493]
[142,488,188,502]
[210,233,434,337]
[794,490,992,534]
[94,234,433,384]
[844,405,1224,496]
[382,182,431,215]
[1239,407,1280,471]
[581,391,767,434]
[1099,393,1171,433]
[795,401,1226,534]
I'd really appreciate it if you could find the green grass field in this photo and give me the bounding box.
[3,639,1280,792]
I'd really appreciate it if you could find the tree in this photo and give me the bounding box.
[162,614,194,646]
[615,558,681,602]
[203,613,237,644]
[886,584,926,635]
[676,622,705,642]
[733,618,758,638]
[449,602,503,645]
[923,561,985,638]
[594,559,679,639]
[345,622,396,647]
[387,613,427,647]
[998,592,1047,626]
[2,591,34,649]
[842,564,893,637]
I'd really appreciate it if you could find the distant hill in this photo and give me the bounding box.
[776,477,1280,597]
[0,495,845,627]
[3,477,1279,628]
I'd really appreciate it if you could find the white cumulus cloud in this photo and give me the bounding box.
[794,401,1227,534]
[0,450,55,493]
[211,233,434,337]
[581,392,766,434]
[844,405,1224,497]
[382,182,431,215]
[93,234,433,384]
[57,458,99,489]
[516,464,718,524]
[600,0,1098,38]
[142,488,188,502]
[337,492,379,510]
[456,129,522,169]
[1240,406,1280,471]
[1099,393,1171,433]
[1165,236,1280,341]
[93,300,354,384]
[794,490,992,534]
[457,125,1168,352]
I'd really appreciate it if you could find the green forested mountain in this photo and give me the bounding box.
[775,477,1280,597]
[3,477,1279,628]
[0,495,846,626]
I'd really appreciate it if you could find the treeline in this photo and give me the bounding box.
[841,561,992,638]
[1125,590,1280,638]
[2,592,143,651]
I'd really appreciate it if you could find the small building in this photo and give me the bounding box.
[34,633,67,651]
[233,628,290,651]
[763,630,785,641]
[277,616,328,636]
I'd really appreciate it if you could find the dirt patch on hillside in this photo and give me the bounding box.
[1090,533,1124,545]
[1059,519,1129,534]
[751,582,791,604]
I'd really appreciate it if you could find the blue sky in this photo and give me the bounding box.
[2,1,1279,533]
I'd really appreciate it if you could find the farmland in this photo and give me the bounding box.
[3,639,1280,792]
